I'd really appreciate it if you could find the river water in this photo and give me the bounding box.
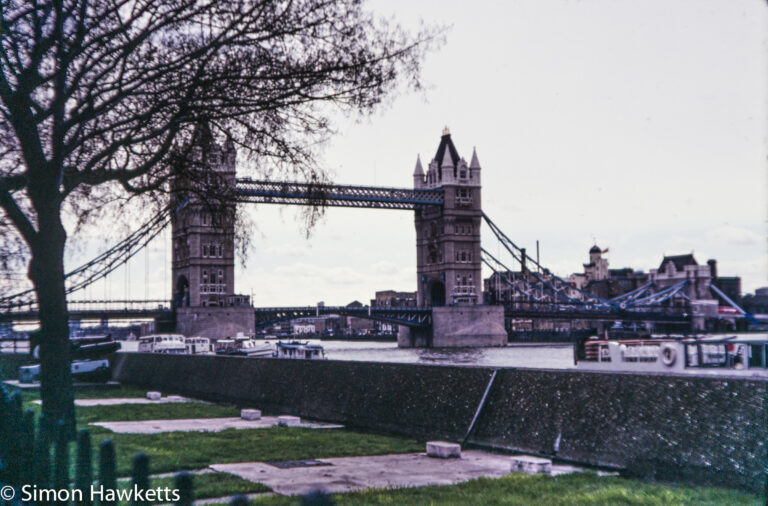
[117,339,575,369]
[12,333,768,374]
[318,340,576,369]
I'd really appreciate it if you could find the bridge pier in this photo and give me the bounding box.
[431,305,506,347]
[397,325,432,348]
[398,306,506,348]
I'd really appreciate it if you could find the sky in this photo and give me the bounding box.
[64,0,767,307]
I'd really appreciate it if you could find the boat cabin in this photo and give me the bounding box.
[274,341,326,360]
[138,334,186,354]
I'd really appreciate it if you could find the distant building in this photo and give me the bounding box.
[344,300,374,335]
[484,270,536,304]
[583,245,609,282]
[292,322,316,335]
[568,246,648,300]
[742,288,768,317]
[650,253,714,301]
[370,290,415,334]
[371,290,417,308]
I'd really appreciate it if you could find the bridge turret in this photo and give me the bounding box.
[413,155,425,188]
[469,147,481,184]
[440,144,455,184]
[171,124,254,339]
[414,128,482,308]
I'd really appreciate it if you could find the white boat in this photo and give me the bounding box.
[214,338,274,357]
[239,339,274,357]
[137,334,186,354]
[273,341,326,360]
[574,335,768,375]
[19,359,111,384]
[185,336,213,355]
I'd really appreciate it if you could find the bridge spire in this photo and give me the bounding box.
[413,155,425,188]
[440,145,454,169]
[413,155,424,176]
[469,147,481,170]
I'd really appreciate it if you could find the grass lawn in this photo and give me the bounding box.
[10,383,422,479]
[15,384,155,412]
[14,387,239,429]
[99,427,423,477]
[248,472,761,506]
[77,402,239,425]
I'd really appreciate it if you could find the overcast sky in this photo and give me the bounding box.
[69,0,767,306]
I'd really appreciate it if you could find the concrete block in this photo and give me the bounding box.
[241,409,262,420]
[277,415,301,427]
[426,441,461,458]
[167,395,185,402]
[146,391,161,400]
[510,455,552,474]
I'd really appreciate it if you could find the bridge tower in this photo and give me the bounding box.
[414,127,483,307]
[170,124,254,339]
[404,128,506,347]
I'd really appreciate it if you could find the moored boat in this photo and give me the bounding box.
[273,340,325,360]
[19,359,111,384]
[138,334,186,354]
[574,335,768,375]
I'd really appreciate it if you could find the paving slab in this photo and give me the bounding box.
[91,416,344,434]
[33,396,203,406]
[210,451,585,496]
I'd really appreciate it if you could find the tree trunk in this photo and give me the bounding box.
[28,206,75,439]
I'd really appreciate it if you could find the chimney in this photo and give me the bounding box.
[520,248,527,274]
[707,259,717,279]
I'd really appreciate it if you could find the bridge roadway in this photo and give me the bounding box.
[1,300,690,326]
[253,306,433,328]
[236,179,444,209]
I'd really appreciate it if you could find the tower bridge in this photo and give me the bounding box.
[4,126,735,345]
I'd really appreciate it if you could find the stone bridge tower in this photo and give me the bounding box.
[170,124,254,339]
[403,128,506,348]
[413,128,483,307]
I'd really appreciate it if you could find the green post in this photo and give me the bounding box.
[53,419,69,491]
[174,472,193,506]
[131,452,150,506]
[6,392,22,486]
[20,409,35,486]
[75,430,92,506]
[0,387,7,486]
[33,414,51,491]
[98,439,117,506]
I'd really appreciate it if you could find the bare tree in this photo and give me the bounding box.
[0,0,437,434]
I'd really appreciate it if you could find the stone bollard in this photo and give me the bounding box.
[277,415,301,427]
[509,455,552,474]
[241,409,262,421]
[426,441,461,459]
[146,391,162,400]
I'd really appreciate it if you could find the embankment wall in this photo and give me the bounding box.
[112,353,767,494]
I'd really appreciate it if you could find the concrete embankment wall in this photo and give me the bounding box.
[113,353,767,494]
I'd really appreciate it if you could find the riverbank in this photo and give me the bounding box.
[113,352,768,494]
[4,381,760,504]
